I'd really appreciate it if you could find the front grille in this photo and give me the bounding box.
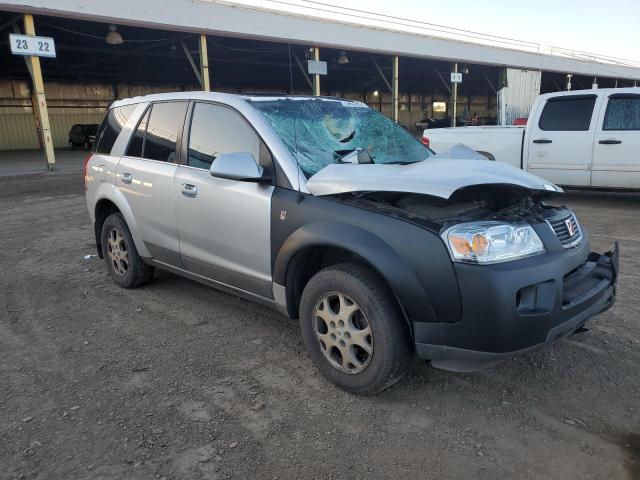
[546,212,582,248]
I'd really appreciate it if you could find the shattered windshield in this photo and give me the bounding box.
[248,98,433,177]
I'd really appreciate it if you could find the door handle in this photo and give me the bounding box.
[181,183,198,197]
[599,139,622,145]
[532,139,552,144]
[121,172,133,184]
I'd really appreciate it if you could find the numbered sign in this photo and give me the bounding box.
[308,60,327,76]
[450,72,463,84]
[9,34,56,58]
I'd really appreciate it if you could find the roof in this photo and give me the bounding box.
[2,0,639,80]
[110,91,360,108]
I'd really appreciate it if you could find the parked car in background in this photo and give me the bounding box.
[415,117,466,130]
[416,116,496,132]
[69,123,99,150]
[423,88,640,189]
[85,92,618,395]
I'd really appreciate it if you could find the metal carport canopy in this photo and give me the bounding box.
[2,0,640,80]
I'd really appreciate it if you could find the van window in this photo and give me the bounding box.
[603,95,640,131]
[538,96,596,131]
[187,102,273,171]
[94,104,136,154]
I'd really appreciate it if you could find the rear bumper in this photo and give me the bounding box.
[414,241,618,372]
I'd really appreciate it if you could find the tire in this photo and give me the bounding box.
[299,262,411,395]
[100,213,154,288]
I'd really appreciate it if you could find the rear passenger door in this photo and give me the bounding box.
[592,93,640,188]
[117,101,188,265]
[173,102,275,298]
[526,94,599,186]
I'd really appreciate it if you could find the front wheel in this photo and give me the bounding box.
[299,263,411,395]
[100,213,154,288]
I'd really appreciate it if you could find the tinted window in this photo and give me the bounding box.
[143,102,187,162]
[187,103,272,171]
[125,107,150,158]
[538,96,596,131]
[603,96,640,131]
[94,104,136,154]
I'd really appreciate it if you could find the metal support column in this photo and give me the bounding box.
[199,34,210,91]
[24,14,55,170]
[451,62,458,127]
[312,47,320,96]
[392,56,399,123]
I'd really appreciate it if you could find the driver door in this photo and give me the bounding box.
[173,102,275,298]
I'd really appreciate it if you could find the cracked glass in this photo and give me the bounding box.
[249,98,433,178]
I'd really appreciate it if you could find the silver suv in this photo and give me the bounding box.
[86,92,618,395]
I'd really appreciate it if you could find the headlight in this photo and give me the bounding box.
[442,221,545,264]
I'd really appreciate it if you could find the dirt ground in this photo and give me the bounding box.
[1,171,639,480]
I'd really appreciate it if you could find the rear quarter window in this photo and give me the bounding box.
[538,96,596,131]
[94,104,137,154]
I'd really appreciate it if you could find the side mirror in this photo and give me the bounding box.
[209,152,272,183]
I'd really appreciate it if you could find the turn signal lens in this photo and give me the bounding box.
[449,235,471,255]
[471,233,489,256]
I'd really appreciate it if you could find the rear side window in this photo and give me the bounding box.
[187,102,272,171]
[94,104,136,154]
[603,95,640,131]
[125,101,188,162]
[538,96,596,131]
[126,107,150,158]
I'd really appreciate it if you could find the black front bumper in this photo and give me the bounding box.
[414,240,618,372]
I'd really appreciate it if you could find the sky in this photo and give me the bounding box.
[230,0,640,64]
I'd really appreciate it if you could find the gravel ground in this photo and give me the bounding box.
[1,172,638,480]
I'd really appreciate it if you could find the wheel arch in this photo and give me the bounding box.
[273,221,438,337]
[93,190,149,259]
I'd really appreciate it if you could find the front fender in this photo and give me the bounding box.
[273,220,438,326]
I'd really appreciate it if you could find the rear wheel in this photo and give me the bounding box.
[101,213,154,288]
[299,263,411,395]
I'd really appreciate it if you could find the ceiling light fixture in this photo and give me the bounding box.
[106,24,124,45]
[337,50,349,64]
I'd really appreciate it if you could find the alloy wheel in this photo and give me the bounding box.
[107,227,129,276]
[312,291,373,374]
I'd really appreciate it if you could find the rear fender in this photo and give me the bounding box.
[94,185,151,258]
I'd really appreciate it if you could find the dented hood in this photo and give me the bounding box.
[306,144,562,199]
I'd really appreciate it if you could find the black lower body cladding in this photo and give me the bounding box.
[414,237,619,372]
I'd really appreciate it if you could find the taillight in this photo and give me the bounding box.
[421,136,430,148]
[83,153,93,190]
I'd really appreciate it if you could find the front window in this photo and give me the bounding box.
[249,98,433,177]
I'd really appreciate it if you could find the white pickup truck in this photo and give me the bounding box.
[424,88,640,189]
